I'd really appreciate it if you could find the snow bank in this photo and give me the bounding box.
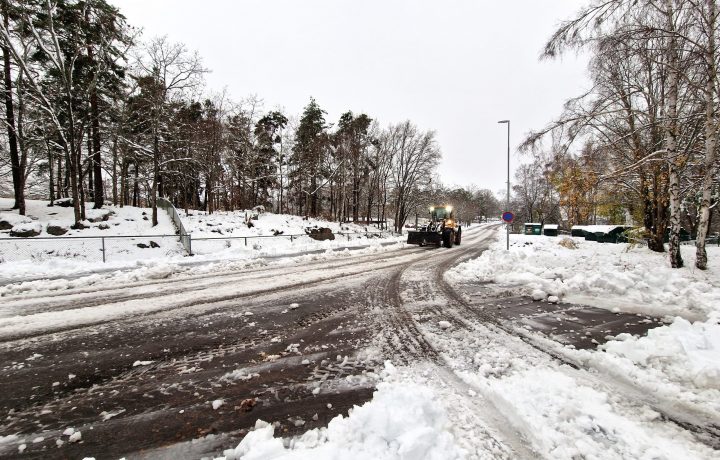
[449,229,720,425]
[480,368,710,460]
[574,317,720,415]
[220,365,463,460]
[449,229,720,321]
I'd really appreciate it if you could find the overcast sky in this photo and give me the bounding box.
[111,0,589,196]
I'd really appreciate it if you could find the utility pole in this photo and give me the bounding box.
[498,120,510,250]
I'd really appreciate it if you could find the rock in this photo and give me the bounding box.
[143,216,149,221]
[149,241,160,248]
[98,222,110,230]
[272,229,284,236]
[11,222,42,237]
[239,398,256,412]
[0,213,31,230]
[307,227,335,241]
[87,210,111,223]
[137,243,149,249]
[531,289,547,301]
[71,221,89,230]
[54,197,73,207]
[46,222,69,236]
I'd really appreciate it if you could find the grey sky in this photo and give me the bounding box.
[111,0,589,196]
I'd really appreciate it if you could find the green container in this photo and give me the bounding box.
[524,223,542,235]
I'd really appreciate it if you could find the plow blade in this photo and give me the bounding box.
[407,231,441,245]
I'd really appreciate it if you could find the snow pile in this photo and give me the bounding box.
[220,366,463,460]
[479,368,709,459]
[449,229,720,425]
[602,318,720,389]
[449,229,720,320]
[576,318,720,413]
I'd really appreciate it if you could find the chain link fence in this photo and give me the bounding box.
[0,235,184,263]
[0,230,396,263]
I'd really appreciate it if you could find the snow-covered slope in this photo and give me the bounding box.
[0,199,402,281]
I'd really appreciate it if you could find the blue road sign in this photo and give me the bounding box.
[502,211,514,223]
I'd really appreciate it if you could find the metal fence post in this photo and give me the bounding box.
[290,235,294,242]
[244,237,247,246]
[101,237,106,263]
[188,234,192,255]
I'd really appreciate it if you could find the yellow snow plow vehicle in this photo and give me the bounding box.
[407,205,462,248]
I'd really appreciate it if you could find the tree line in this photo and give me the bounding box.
[520,0,719,270]
[0,0,497,233]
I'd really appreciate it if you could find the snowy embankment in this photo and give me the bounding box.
[448,229,720,427]
[218,363,464,460]
[449,229,720,321]
[178,209,401,259]
[0,198,402,282]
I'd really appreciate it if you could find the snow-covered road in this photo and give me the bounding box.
[1,225,717,459]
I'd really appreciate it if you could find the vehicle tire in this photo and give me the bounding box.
[443,229,454,248]
[455,229,462,245]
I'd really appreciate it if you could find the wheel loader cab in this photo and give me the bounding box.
[430,206,457,230]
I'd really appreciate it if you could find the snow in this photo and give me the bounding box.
[0,212,31,227]
[480,368,709,459]
[448,229,720,321]
[10,222,42,235]
[219,364,464,460]
[448,229,720,432]
[0,199,402,283]
[212,399,224,410]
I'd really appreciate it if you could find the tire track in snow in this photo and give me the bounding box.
[370,226,540,459]
[0,244,425,317]
[434,237,720,451]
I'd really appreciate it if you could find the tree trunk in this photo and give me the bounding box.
[91,89,103,207]
[695,0,717,270]
[2,6,23,214]
[664,0,683,268]
[112,136,118,206]
[46,140,55,205]
[87,131,94,199]
[152,133,159,226]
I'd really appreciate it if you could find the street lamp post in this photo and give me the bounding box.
[498,120,510,250]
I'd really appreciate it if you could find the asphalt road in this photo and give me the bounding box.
[0,225,500,458]
[1,225,716,459]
